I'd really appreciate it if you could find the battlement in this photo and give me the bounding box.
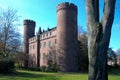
[57,2,77,13]
[23,19,36,26]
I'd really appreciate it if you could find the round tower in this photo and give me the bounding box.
[23,19,36,68]
[56,2,78,72]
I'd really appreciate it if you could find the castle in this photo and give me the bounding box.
[23,2,78,72]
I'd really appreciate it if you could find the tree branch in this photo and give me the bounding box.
[86,0,99,26]
[101,0,116,33]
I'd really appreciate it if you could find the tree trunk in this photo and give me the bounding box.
[85,0,116,80]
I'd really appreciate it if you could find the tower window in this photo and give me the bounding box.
[55,39,57,44]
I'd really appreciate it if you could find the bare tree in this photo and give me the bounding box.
[78,26,87,47]
[107,48,117,66]
[47,45,58,65]
[0,8,21,52]
[78,26,88,71]
[85,0,116,80]
[116,48,120,65]
[117,48,120,54]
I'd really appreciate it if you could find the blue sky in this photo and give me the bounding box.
[0,0,120,51]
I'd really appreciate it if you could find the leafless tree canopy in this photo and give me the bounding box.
[0,8,21,52]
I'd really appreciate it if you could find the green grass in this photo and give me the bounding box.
[0,69,120,80]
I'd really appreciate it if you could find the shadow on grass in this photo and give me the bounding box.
[0,70,60,80]
[108,67,120,75]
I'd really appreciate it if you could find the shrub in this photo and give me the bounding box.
[27,67,40,71]
[45,65,59,72]
[46,60,59,72]
[0,59,15,73]
[40,66,47,72]
[0,51,15,73]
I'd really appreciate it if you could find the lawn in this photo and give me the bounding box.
[0,70,120,80]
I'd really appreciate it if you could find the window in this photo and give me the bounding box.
[43,34,45,38]
[33,45,35,49]
[55,39,57,44]
[49,41,52,47]
[29,45,32,50]
[42,53,46,61]
[44,42,46,48]
[49,52,52,60]
[46,33,48,37]
[50,32,52,36]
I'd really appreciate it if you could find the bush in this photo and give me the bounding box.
[40,60,59,72]
[0,51,15,73]
[40,66,47,72]
[0,60,15,73]
[46,60,59,72]
[45,65,58,72]
[27,67,40,71]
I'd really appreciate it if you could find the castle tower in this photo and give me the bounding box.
[56,2,78,72]
[23,19,36,68]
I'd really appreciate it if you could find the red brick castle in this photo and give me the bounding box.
[23,2,78,72]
